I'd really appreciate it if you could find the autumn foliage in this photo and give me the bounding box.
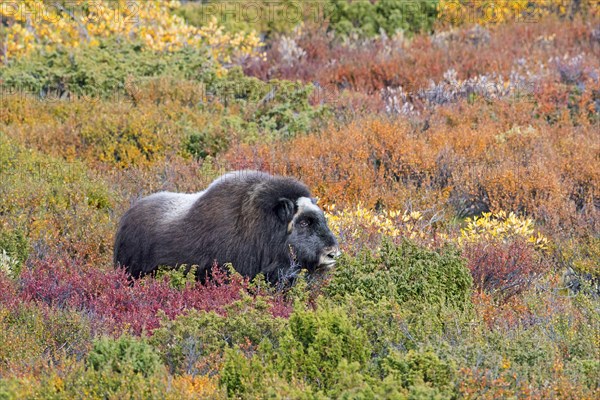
[0,2,599,399]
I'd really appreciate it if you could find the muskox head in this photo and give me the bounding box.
[276,196,340,274]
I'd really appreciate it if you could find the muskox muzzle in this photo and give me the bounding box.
[319,245,342,269]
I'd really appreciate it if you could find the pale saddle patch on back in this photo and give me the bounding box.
[156,191,205,224]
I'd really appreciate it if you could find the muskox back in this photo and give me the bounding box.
[114,171,339,282]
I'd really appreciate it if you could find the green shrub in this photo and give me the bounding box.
[0,362,207,400]
[570,358,600,391]
[327,0,439,37]
[324,240,473,312]
[87,335,163,377]
[206,67,328,140]
[559,237,600,296]
[178,0,439,38]
[183,128,231,160]
[65,367,168,400]
[0,228,28,264]
[176,0,311,37]
[0,304,92,376]
[178,67,328,159]
[277,304,371,388]
[335,295,473,377]
[220,346,271,399]
[155,265,198,290]
[566,236,600,278]
[382,348,457,397]
[218,299,465,399]
[506,329,555,370]
[150,297,286,375]
[0,227,28,277]
[219,302,372,397]
[0,39,214,99]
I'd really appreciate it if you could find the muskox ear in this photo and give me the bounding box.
[275,198,295,223]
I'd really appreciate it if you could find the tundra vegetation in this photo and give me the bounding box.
[0,0,599,398]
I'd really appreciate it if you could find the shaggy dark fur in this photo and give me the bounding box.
[114,171,339,283]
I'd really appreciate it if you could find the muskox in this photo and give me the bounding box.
[113,170,340,283]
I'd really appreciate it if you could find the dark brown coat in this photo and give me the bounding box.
[114,171,339,282]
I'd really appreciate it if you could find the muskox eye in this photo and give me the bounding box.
[298,219,311,228]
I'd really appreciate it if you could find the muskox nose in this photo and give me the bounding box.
[324,246,341,260]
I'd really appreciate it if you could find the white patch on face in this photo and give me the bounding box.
[288,197,321,232]
[296,196,321,214]
[157,191,205,223]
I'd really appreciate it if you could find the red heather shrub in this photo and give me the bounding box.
[245,19,599,98]
[16,257,291,335]
[462,238,548,302]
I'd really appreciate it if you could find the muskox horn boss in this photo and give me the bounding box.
[113,171,340,283]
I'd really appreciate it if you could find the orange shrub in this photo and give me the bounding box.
[225,98,599,236]
[226,118,448,211]
[171,374,223,398]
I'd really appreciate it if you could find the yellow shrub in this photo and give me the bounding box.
[325,205,550,251]
[0,1,264,74]
[458,211,549,250]
[325,204,430,244]
[438,0,600,26]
